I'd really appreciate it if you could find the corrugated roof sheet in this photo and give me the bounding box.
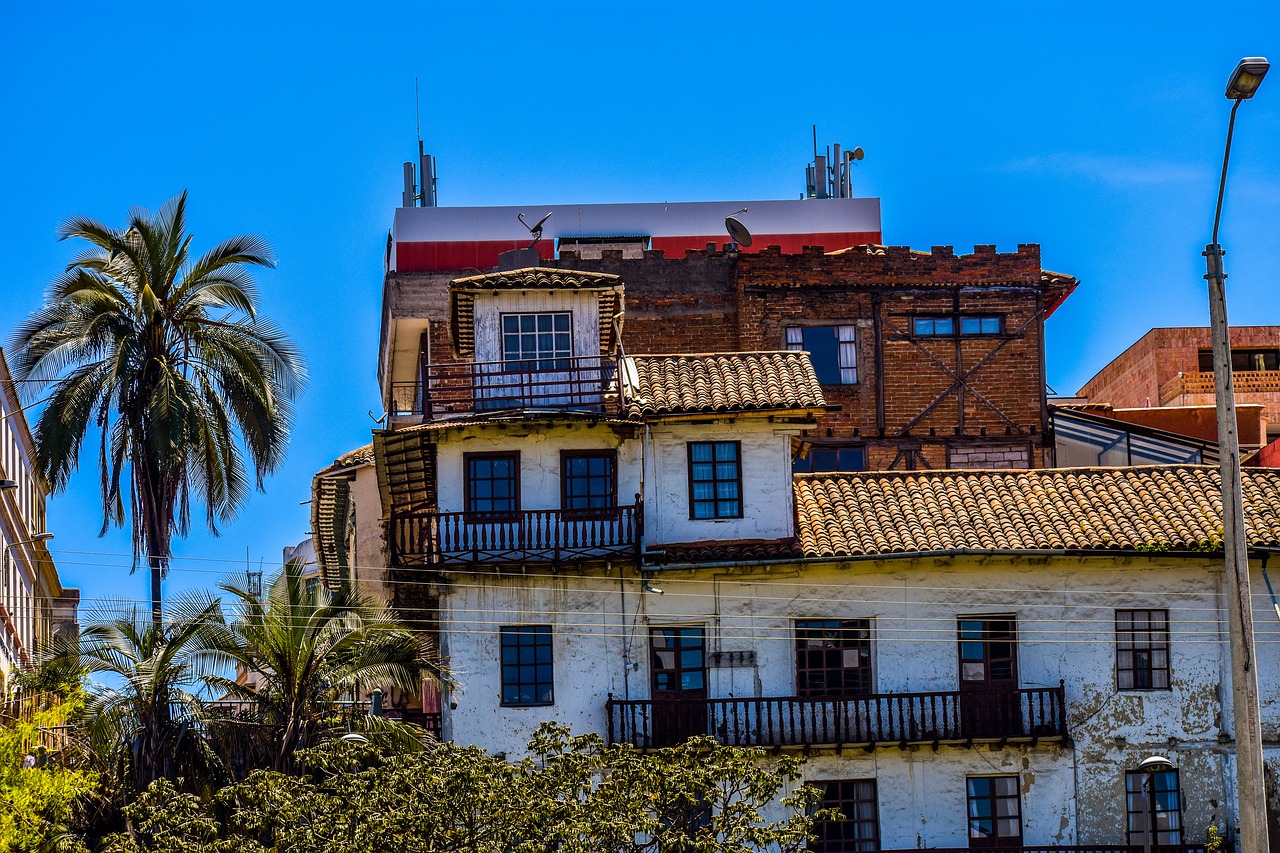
[793,465,1280,558]
[622,352,827,418]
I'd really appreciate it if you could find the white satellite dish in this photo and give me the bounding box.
[725,213,753,248]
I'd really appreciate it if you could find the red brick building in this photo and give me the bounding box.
[1078,326,1280,451]
[380,241,1077,472]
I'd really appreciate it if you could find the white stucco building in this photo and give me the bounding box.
[0,349,76,689]
[314,264,1280,851]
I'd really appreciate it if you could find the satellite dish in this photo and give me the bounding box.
[725,215,753,248]
[850,147,865,161]
[517,211,553,249]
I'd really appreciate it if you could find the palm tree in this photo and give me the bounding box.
[58,594,231,794]
[207,559,450,772]
[10,191,304,626]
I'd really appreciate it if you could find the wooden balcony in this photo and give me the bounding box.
[390,505,641,568]
[606,686,1066,751]
[390,355,618,418]
[868,847,1203,853]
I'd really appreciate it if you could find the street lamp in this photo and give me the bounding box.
[1138,755,1175,853]
[1203,54,1270,853]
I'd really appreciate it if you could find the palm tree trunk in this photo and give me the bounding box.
[149,556,163,629]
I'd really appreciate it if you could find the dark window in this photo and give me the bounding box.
[1199,347,1280,372]
[466,452,519,517]
[561,451,617,513]
[811,779,879,853]
[966,776,1022,848]
[688,442,742,519]
[651,627,706,696]
[1126,769,1183,846]
[785,325,857,384]
[958,618,1018,687]
[1116,609,1170,690]
[502,312,572,369]
[793,444,866,473]
[500,625,553,706]
[796,619,873,696]
[914,315,1002,337]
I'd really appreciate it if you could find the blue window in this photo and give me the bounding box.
[914,315,1002,336]
[466,452,519,517]
[500,625,554,706]
[502,312,571,370]
[688,442,741,519]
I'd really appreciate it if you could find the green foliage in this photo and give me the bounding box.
[0,704,100,851]
[10,191,305,622]
[1206,824,1226,853]
[202,558,451,772]
[10,655,87,699]
[98,723,826,853]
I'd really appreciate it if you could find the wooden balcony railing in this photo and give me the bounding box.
[868,847,1204,853]
[390,505,641,567]
[390,355,619,418]
[606,686,1066,750]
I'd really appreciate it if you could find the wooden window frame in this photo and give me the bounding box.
[795,619,874,697]
[687,441,743,520]
[912,313,1006,338]
[958,616,1019,689]
[500,624,554,707]
[560,449,618,518]
[464,451,521,520]
[500,311,573,369]
[966,775,1022,848]
[1116,608,1171,691]
[810,779,880,853]
[1125,768,1183,846]
[793,441,867,473]
[784,324,858,384]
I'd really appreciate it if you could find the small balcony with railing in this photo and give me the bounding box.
[606,685,1067,751]
[389,355,620,420]
[390,504,641,568]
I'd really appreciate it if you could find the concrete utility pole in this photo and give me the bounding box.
[1204,56,1270,853]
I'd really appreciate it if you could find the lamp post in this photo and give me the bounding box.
[1138,755,1175,853]
[1204,55,1270,853]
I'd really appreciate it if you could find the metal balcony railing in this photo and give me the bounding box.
[606,686,1066,750]
[389,356,619,418]
[867,847,1204,853]
[390,505,641,567]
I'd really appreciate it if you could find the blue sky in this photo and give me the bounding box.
[1,2,1278,616]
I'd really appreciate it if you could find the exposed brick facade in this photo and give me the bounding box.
[1078,326,1280,443]
[380,243,1077,471]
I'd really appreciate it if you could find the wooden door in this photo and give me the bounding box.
[958,618,1021,738]
[650,626,707,747]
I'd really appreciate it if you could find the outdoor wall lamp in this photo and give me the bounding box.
[1139,756,1175,853]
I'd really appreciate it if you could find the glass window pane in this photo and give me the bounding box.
[961,317,981,335]
[981,317,1001,333]
[914,318,934,335]
[934,317,954,335]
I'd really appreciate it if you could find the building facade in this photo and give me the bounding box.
[1079,326,1280,453]
[317,263,1280,851]
[0,349,76,688]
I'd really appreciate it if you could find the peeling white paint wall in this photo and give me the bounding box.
[440,555,1265,848]
[471,290,600,363]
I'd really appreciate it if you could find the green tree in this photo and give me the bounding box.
[10,192,305,626]
[0,697,100,851]
[62,594,230,795]
[205,558,450,772]
[100,723,829,853]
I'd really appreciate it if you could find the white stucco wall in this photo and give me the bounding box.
[433,422,643,515]
[471,290,600,364]
[439,554,1263,848]
[643,422,799,547]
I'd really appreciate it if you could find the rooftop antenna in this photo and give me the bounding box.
[245,547,263,598]
[725,208,752,250]
[518,211,553,249]
[402,78,438,208]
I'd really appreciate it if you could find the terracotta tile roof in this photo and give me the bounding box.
[622,352,827,418]
[448,268,624,359]
[793,465,1280,558]
[646,539,801,565]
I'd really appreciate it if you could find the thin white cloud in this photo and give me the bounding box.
[1002,153,1207,186]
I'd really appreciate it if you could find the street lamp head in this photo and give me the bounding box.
[31,532,54,543]
[0,480,15,491]
[1226,56,1269,100]
[1139,755,1175,774]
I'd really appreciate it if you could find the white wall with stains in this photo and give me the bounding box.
[437,554,1275,848]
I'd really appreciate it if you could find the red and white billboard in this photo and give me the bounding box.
[390,197,882,272]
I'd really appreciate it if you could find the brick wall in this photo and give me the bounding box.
[381,244,1070,471]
